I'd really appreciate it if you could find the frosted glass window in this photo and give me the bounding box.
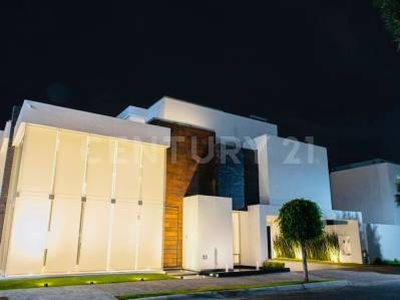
[78,199,110,272]
[6,197,50,275]
[86,136,114,198]
[18,126,57,193]
[54,132,87,197]
[141,145,165,202]
[44,197,81,273]
[136,202,163,269]
[109,201,137,270]
[115,141,141,200]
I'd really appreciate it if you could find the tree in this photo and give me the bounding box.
[396,178,400,206]
[374,0,400,49]
[277,199,324,282]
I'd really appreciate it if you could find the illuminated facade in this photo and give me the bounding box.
[0,97,364,276]
[0,102,169,276]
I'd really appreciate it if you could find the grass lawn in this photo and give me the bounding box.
[0,273,174,290]
[116,280,327,300]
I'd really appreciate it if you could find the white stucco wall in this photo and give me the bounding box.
[118,97,278,141]
[255,135,332,209]
[183,195,233,271]
[331,163,400,225]
[365,223,400,261]
[384,164,400,226]
[324,220,362,264]
[241,204,363,264]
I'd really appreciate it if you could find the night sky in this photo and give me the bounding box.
[1,1,399,168]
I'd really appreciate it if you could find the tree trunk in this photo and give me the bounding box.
[301,242,309,282]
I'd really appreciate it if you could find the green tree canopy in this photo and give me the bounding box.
[278,199,323,282]
[374,0,400,49]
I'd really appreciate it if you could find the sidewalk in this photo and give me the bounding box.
[0,271,327,300]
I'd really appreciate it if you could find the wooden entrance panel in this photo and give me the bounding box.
[151,119,217,269]
[163,206,179,268]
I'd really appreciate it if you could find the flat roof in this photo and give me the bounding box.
[331,158,399,172]
[14,100,171,147]
[119,96,278,139]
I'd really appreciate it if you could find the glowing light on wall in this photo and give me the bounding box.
[329,250,340,263]
[293,246,303,260]
[3,124,167,276]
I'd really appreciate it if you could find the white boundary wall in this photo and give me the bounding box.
[233,204,363,266]
[365,223,400,262]
[183,195,233,271]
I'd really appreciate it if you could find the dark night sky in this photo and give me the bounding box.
[1,1,399,167]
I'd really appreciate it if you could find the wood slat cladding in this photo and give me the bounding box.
[150,119,217,268]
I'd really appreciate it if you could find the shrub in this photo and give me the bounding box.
[273,235,297,258]
[273,231,340,262]
[373,257,383,265]
[261,261,285,269]
[306,231,340,261]
[385,259,400,265]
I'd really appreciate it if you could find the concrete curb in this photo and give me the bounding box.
[140,280,353,299]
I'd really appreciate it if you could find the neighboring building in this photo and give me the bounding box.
[331,159,400,262]
[0,97,363,277]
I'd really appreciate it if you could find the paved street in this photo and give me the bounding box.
[241,282,400,299]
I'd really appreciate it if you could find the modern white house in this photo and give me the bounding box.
[331,159,400,262]
[0,96,364,277]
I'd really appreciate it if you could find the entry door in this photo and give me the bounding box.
[267,226,272,259]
